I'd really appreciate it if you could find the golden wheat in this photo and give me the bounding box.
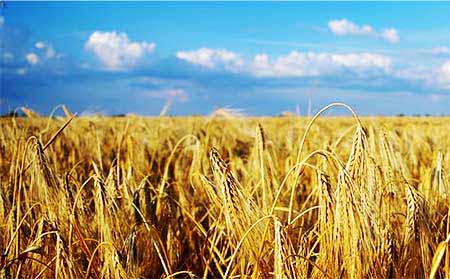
[0,106,449,278]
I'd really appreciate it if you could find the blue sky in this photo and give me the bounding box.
[1,2,449,116]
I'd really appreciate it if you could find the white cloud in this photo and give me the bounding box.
[3,52,14,60]
[431,46,450,56]
[380,28,399,44]
[45,46,55,58]
[396,65,432,83]
[251,51,391,77]
[85,31,155,70]
[34,41,56,58]
[177,48,391,77]
[430,94,443,103]
[328,19,373,36]
[0,16,4,28]
[328,19,399,43]
[25,53,39,65]
[35,41,45,49]
[249,54,273,76]
[165,89,188,102]
[17,68,27,75]
[176,48,244,72]
[437,60,450,88]
[142,88,188,102]
[405,60,450,89]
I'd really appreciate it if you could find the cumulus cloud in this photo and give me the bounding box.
[35,41,55,58]
[25,53,39,65]
[431,46,450,56]
[430,94,444,103]
[46,46,55,59]
[35,41,45,49]
[3,52,14,60]
[177,48,391,77]
[85,31,155,70]
[164,89,188,102]
[176,48,244,72]
[399,60,450,89]
[17,68,27,75]
[142,88,188,102]
[328,19,400,43]
[251,51,391,77]
[437,60,450,88]
[328,19,373,36]
[380,28,399,44]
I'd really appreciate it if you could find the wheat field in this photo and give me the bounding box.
[0,104,449,278]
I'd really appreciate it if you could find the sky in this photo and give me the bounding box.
[1,2,449,116]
